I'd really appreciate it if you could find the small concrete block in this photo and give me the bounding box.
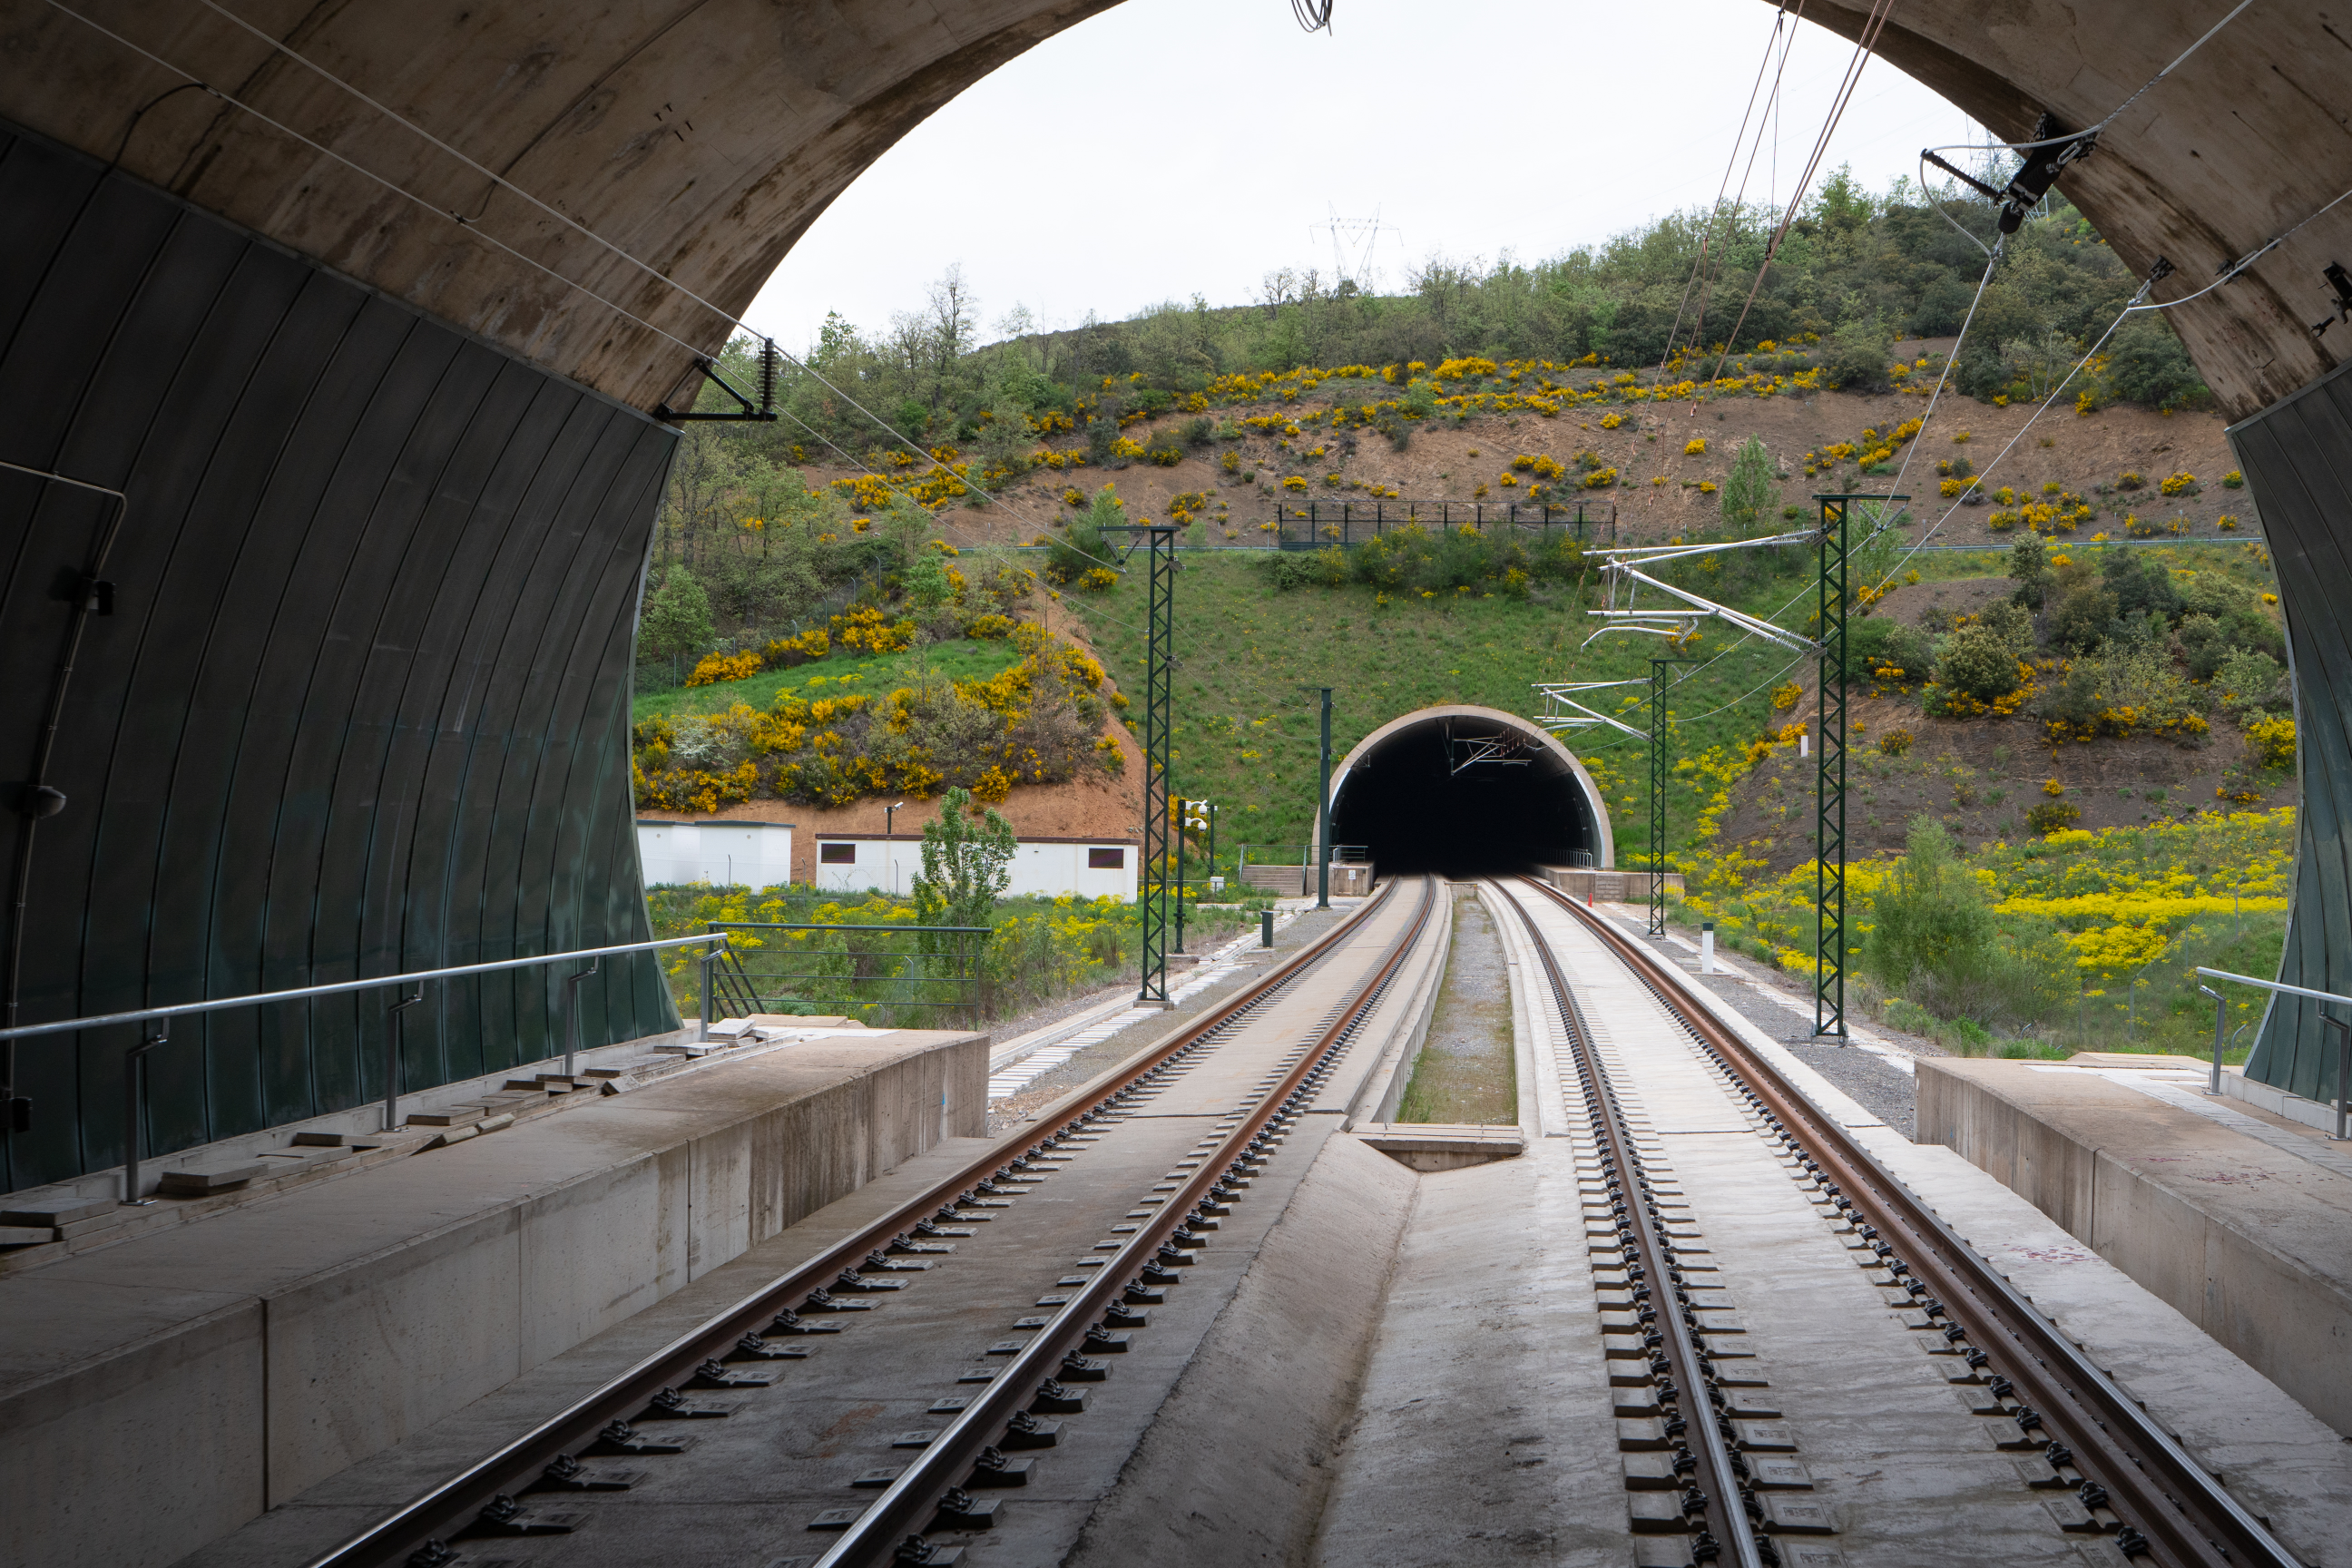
[406,1106,486,1127]
[54,1209,132,1240]
[157,1163,267,1195]
[1950,1386,2008,1416]
[1613,1389,1662,1416]
[260,1144,355,1164]
[1750,1459,1813,1490]
[1622,1454,1678,1489]
[0,1223,55,1245]
[1633,1544,1698,1568]
[1628,1494,1691,1533]
[2013,1456,2066,1488]
[1616,1418,1670,1451]
[2043,1496,2101,1532]
[1760,1497,1837,1534]
[1779,1551,1847,1568]
[1723,1395,1781,1418]
[1694,1313,1748,1334]
[289,1132,355,1147]
[1981,1417,2038,1449]
[2,1197,115,1226]
[1603,1334,1646,1360]
[582,1067,625,1079]
[1732,1421,1797,1452]
[427,1125,481,1148]
[475,1113,515,1133]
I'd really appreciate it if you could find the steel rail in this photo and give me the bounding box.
[1518,876,2300,1568]
[813,872,1440,1566]
[299,878,1410,1568]
[1495,879,1765,1568]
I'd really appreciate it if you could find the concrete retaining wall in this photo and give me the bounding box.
[1540,867,1684,901]
[1918,1057,2352,1438]
[0,1032,985,1568]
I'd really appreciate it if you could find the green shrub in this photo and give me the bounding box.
[2214,648,2289,719]
[2025,800,2082,834]
[641,565,715,658]
[1865,818,2058,1027]
[2050,583,2118,652]
[1823,318,1895,392]
[2173,612,2230,681]
[2104,314,2211,411]
[1936,623,2023,701]
[1719,436,1778,535]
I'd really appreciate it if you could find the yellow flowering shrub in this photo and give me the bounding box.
[2246,715,2296,770]
[2159,471,2197,496]
[685,650,764,687]
[1684,437,1707,456]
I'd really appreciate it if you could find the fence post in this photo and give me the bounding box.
[698,947,716,1043]
[2328,1013,2352,1141]
[564,957,600,1078]
[384,986,423,1132]
[121,1023,168,1205]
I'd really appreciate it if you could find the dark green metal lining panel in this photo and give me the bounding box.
[2228,356,2352,1106]
[0,125,681,1191]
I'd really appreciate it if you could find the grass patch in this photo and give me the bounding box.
[632,635,1024,723]
[1059,551,1823,875]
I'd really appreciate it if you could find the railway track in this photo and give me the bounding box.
[304,874,1440,1568]
[1494,873,2302,1568]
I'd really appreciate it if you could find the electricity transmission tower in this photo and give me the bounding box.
[1312,206,1399,292]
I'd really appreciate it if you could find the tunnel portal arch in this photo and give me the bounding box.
[1322,706,1613,877]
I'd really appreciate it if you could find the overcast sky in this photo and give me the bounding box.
[740,0,1984,350]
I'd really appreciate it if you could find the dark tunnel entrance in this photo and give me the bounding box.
[1324,707,1612,877]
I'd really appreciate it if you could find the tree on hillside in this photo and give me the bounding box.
[1720,436,1778,535]
[913,787,1017,947]
[639,565,714,658]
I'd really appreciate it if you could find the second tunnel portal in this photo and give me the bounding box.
[1324,706,1612,877]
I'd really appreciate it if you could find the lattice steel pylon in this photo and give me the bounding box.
[1106,524,1178,1004]
[1811,492,1905,1037]
[1650,659,1675,936]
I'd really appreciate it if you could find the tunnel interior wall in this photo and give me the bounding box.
[2230,362,2352,1106]
[1327,712,1608,876]
[0,125,679,1193]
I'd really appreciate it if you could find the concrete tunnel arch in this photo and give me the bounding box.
[1318,706,1614,877]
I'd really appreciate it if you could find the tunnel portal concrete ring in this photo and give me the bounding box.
[1319,705,1614,876]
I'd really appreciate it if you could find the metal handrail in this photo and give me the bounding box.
[2196,966,2352,1136]
[2193,966,2352,1008]
[1,930,731,1205]
[0,930,730,1043]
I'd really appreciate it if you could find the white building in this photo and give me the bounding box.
[635,819,1142,902]
[810,833,1141,903]
[636,819,795,887]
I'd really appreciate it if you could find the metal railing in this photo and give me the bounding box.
[1237,842,1368,868]
[2195,966,2352,1136]
[0,931,733,1205]
[1269,499,1616,551]
[698,921,989,1032]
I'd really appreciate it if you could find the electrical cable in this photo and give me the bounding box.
[1700,0,1902,387]
[1859,262,2170,592]
[1290,0,1336,33]
[1659,5,1801,370]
